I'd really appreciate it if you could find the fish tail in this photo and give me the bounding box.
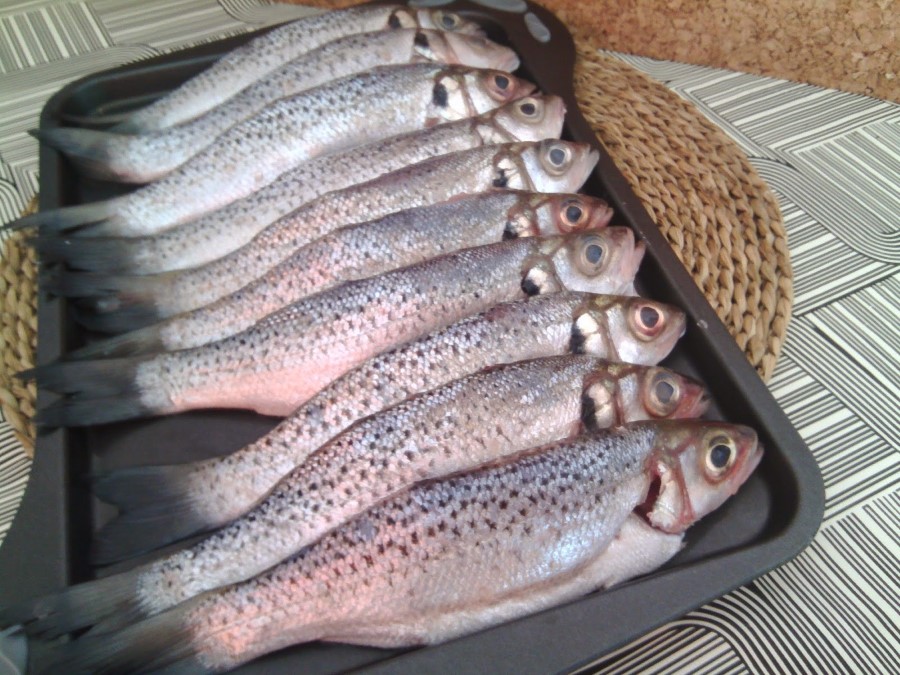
[91,465,209,563]
[20,357,154,427]
[67,324,166,359]
[2,201,114,233]
[30,127,132,183]
[39,607,209,675]
[32,232,136,272]
[0,568,141,640]
[42,269,165,332]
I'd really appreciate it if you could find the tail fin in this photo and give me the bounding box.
[20,357,154,427]
[91,465,212,563]
[41,269,165,332]
[0,569,141,640]
[38,605,209,675]
[73,304,164,336]
[32,232,138,272]
[30,127,144,184]
[67,324,166,359]
[2,201,114,233]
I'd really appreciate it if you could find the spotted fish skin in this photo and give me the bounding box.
[85,292,689,562]
[41,420,759,673]
[58,140,598,331]
[40,95,565,272]
[116,4,485,132]
[51,30,518,183]
[29,229,644,428]
[120,231,643,417]
[73,190,611,356]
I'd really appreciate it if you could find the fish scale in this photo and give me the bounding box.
[117,4,481,132]
[6,421,760,666]
[179,431,651,670]
[131,356,639,618]
[31,229,643,428]
[84,30,517,183]
[58,96,562,271]
[86,292,688,564]
[63,140,596,330]
[70,189,609,357]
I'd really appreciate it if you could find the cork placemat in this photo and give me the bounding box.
[0,24,792,455]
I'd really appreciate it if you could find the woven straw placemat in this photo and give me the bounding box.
[0,39,791,456]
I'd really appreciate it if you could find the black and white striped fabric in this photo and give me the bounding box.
[0,2,896,672]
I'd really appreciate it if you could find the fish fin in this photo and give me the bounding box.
[33,233,136,272]
[31,127,131,183]
[20,357,142,396]
[38,607,207,675]
[20,357,153,427]
[0,569,141,640]
[2,201,114,233]
[91,465,209,563]
[73,304,165,336]
[36,396,154,428]
[57,109,134,129]
[67,324,166,359]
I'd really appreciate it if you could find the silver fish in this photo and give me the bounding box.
[35,32,518,183]
[10,419,760,665]
[9,358,713,638]
[88,292,690,561]
[36,63,534,184]
[33,95,565,269]
[32,230,645,423]
[52,140,599,334]
[67,191,613,358]
[116,5,485,132]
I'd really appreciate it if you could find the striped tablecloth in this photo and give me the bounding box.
[0,1,897,672]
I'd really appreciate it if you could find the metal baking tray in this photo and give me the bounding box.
[0,1,824,673]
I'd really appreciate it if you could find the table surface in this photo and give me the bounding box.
[0,1,897,673]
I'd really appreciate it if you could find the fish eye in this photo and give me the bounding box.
[540,143,572,175]
[549,147,567,166]
[629,302,665,341]
[436,11,461,30]
[646,371,680,417]
[574,235,607,275]
[559,199,589,231]
[519,100,539,117]
[494,74,510,90]
[705,435,737,476]
[585,243,603,263]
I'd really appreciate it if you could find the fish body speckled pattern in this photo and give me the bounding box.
[11,359,712,641]
[36,31,519,183]
[50,140,598,334]
[88,292,690,562]
[116,4,486,132]
[67,190,613,357]
[37,62,535,188]
[34,94,566,272]
[35,421,760,674]
[32,228,645,424]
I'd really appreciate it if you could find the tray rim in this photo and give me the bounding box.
[0,1,824,673]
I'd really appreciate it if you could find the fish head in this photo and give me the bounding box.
[580,364,710,429]
[414,9,486,37]
[511,140,600,193]
[429,69,536,124]
[636,421,762,533]
[539,228,643,296]
[504,193,613,240]
[481,95,565,143]
[420,30,520,72]
[576,296,686,365]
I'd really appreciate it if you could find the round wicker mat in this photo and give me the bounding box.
[0,47,791,455]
